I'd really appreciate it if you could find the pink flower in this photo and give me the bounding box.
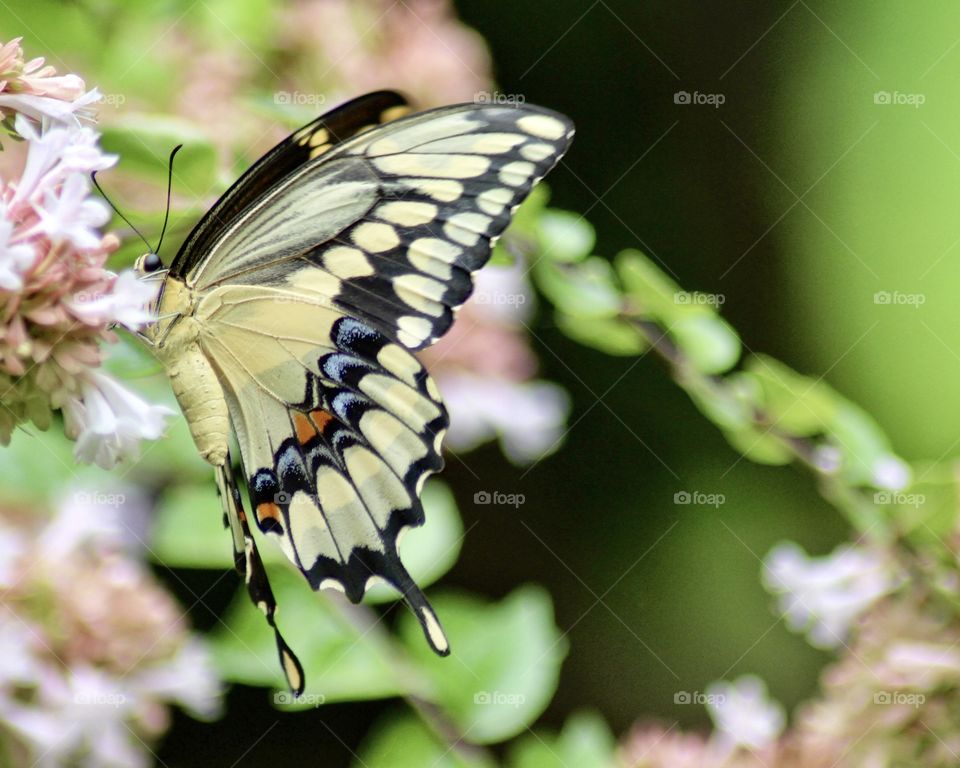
[0,38,99,125]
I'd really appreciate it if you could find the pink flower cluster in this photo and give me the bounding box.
[0,38,171,467]
[0,488,221,767]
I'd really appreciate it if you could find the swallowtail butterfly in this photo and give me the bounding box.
[135,90,574,694]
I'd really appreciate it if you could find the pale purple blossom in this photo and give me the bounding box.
[62,370,173,469]
[705,675,785,752]
[68,269,160,330]
[763,542,895,649]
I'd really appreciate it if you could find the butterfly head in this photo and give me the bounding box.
[135,252,164,276]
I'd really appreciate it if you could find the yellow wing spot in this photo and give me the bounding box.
[476,187,514,216]
[408,238,460,280]
[425,375,442,401]
[517,113,566,140]
[397,315,433,347]
[309,143,333,159]
[373,153,490,179]
[292,412,317,445]
[323,246,374,278]
[377,201,438,227]
[380,105,411,123]
[421,607,449,654]
[309,129,330,147]
[520,142,556,162]
[444,212,491,247]
[287,266,341,299]
[376,344,420,387]
[352,222,400,253]
[394,273,446,316]
[499,160,536,187]
[399,177,463,202]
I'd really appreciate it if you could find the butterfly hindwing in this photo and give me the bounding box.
[198,283,450,652]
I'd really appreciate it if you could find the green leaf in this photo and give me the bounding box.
[615,249,683,320]
[669,314,741,375]
[537,210,595,263]
[827,403,897,487]
[211,569,408,703]
[100,115,218,193]
[356,714,497,768]
[745,355,837,437]
[534,257,621,318]
[398,586,567,744]
[721,425,793,465]
[555,311,647,355]
[508,711,617,768]
[366,480,464,603]
[149,483,235,569]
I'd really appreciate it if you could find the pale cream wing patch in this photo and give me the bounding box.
[197,284,449,653]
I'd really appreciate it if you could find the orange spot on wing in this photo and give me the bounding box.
[309,409,335,433]
[256,502,282,525]
[292,412,317,444]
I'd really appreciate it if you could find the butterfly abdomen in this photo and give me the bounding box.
[156,315,230,467]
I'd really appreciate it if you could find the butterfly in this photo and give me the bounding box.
[134,90,574,695]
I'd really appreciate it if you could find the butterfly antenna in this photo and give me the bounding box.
[155,144,183,255]
[90,171,152,252]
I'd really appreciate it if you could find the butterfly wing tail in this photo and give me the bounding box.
[216,453,306,696]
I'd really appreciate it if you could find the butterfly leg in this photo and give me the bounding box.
[215,450,305,696]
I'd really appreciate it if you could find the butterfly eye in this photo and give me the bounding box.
[141,252,163,273]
